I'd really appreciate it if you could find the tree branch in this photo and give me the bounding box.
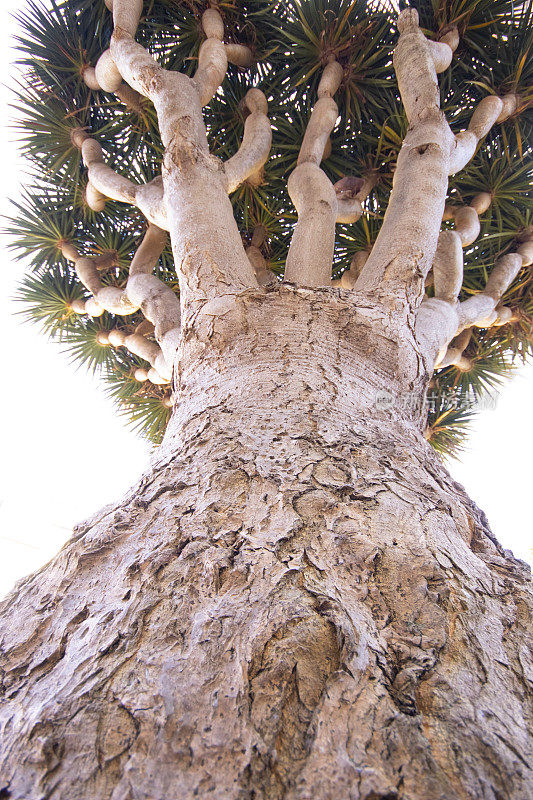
[110,6,203,151]
[78,134,168,229]
[284,61,343,287]
[126,226,181,371]
[61,224,180,383]
[223,89,272,193]
[432,230,463,305]
[245,225,278,287]
[355,9,455,299]
[82,62,145,114]
[81,0,146,112]
[102,327,169,385]
[449,97,502,175]
[94,49,123,93]
[334,174,376,226]
[338,250,369,290]
[457,253,523,330]
[427,191,493,302]
[435,328,473,371]
[449,94,518,175]
[113,0,143,36]
[225,43,253,68]
[107,1,258,299]
[416,230,531,368]
[192,9,228,107]
[355,10,512,309]
[82,138,137,204]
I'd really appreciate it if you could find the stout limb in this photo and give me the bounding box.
[284,61,343,287]
[356,9,454,300]
[108,3,257,299]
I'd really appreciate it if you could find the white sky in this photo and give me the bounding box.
[0,1,531,600]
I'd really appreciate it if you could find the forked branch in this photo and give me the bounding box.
[355,9,512,307]
[355,9,456,297]
[416,230,532,368]
[76,132,168,229]
[107,0,258,297]
[62,224,180,383]
[450,95,518,175]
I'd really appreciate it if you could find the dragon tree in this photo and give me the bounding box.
[1,0,532,797]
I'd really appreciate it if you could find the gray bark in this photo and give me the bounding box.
[1,286,532,800]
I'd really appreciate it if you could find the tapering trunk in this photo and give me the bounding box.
[1,286,532,800]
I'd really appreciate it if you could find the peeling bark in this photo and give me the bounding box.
[1,286,531,800]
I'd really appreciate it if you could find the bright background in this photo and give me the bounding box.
[0,0,531,599]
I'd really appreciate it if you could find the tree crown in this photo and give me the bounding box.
[8,0,533,455]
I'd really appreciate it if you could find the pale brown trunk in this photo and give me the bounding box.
[1,287,532,800]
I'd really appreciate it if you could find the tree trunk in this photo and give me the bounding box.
[1,286,532,800]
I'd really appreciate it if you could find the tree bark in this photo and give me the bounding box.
[1,286,532,800]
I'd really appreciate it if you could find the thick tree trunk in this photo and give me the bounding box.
[1,286,532,800]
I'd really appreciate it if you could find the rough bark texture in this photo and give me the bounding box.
[1,286,532,800]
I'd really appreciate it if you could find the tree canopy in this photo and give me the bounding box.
[8,0,533,454]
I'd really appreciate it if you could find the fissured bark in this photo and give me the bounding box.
[1,287,532,799]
